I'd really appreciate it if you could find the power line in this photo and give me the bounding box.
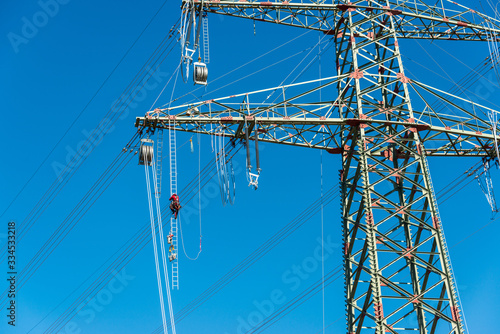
[43,170,336,333]
[148,158,487,333]
[5,22,181,252]
[246,158,490,334]
[37,142,243,333]
[167,28,325,106]
[0,138,141,307]
[451,218,498,249]
[0,0,171,219]
[36,34,496,334]
[151,187,340,334]
[42,154,485,334]
[247,266,344,334]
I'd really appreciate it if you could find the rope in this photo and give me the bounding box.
[178,216,201,261]
[214,126,236,205]
[0,0,172,220]
[151,156,177,334]
[320,137,325,334]
[179,132,203,261]
[145,160,169,334]
[180,0,195,82]
[36,143,242,334]
[222,131,236,203]
[198,132,202,253]
[6,23,181,255]
[319,34,325,334]
[167,28,317,107]
[42,152,484,334]
[312,317,343,334]
[143,146,177,334]
[151,186,340,334]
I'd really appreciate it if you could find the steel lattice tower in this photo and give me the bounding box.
[137,1,500,333]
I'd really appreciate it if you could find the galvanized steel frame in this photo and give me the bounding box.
[136,1,500,333]
[189,0,500,41]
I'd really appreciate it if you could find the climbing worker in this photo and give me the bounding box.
[169,193,181,219]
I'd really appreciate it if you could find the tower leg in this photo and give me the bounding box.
[337,3,464,333]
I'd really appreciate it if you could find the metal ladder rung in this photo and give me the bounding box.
[422,150,463,326]
[202,15,210,64]
[169,120,179,290]
[155,130,163,197]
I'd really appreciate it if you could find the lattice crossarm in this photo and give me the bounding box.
[136,115,500,157]
[186,0,500,41]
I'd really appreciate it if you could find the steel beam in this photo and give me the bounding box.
[336,3,463,333]
[136,116,499,157]
[186,0,500,41]
[133,1,500,332]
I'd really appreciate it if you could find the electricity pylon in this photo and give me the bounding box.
[137,1,500,333]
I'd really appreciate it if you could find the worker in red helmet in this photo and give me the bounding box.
[169,193,181,219]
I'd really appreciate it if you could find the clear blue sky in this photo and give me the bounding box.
[1,0,500,333]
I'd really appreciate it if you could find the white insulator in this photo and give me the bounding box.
[193,62,208,85]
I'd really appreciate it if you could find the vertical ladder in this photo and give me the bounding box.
[169,120,179,290]
[155,129,163,198]
[421,145,465,332]
[202,14,210,64]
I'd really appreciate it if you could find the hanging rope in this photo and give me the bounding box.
[319,126,325,334]
[151,157,177,334]
[319,34,325,329]
[145,145,177,334]
[198,131,202,253]
[319,34,326,333]
[178,215,201,261]
[144,161,169,334]
[214,125,236,205]
[34,143,244,334]
[178,133,202,261]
